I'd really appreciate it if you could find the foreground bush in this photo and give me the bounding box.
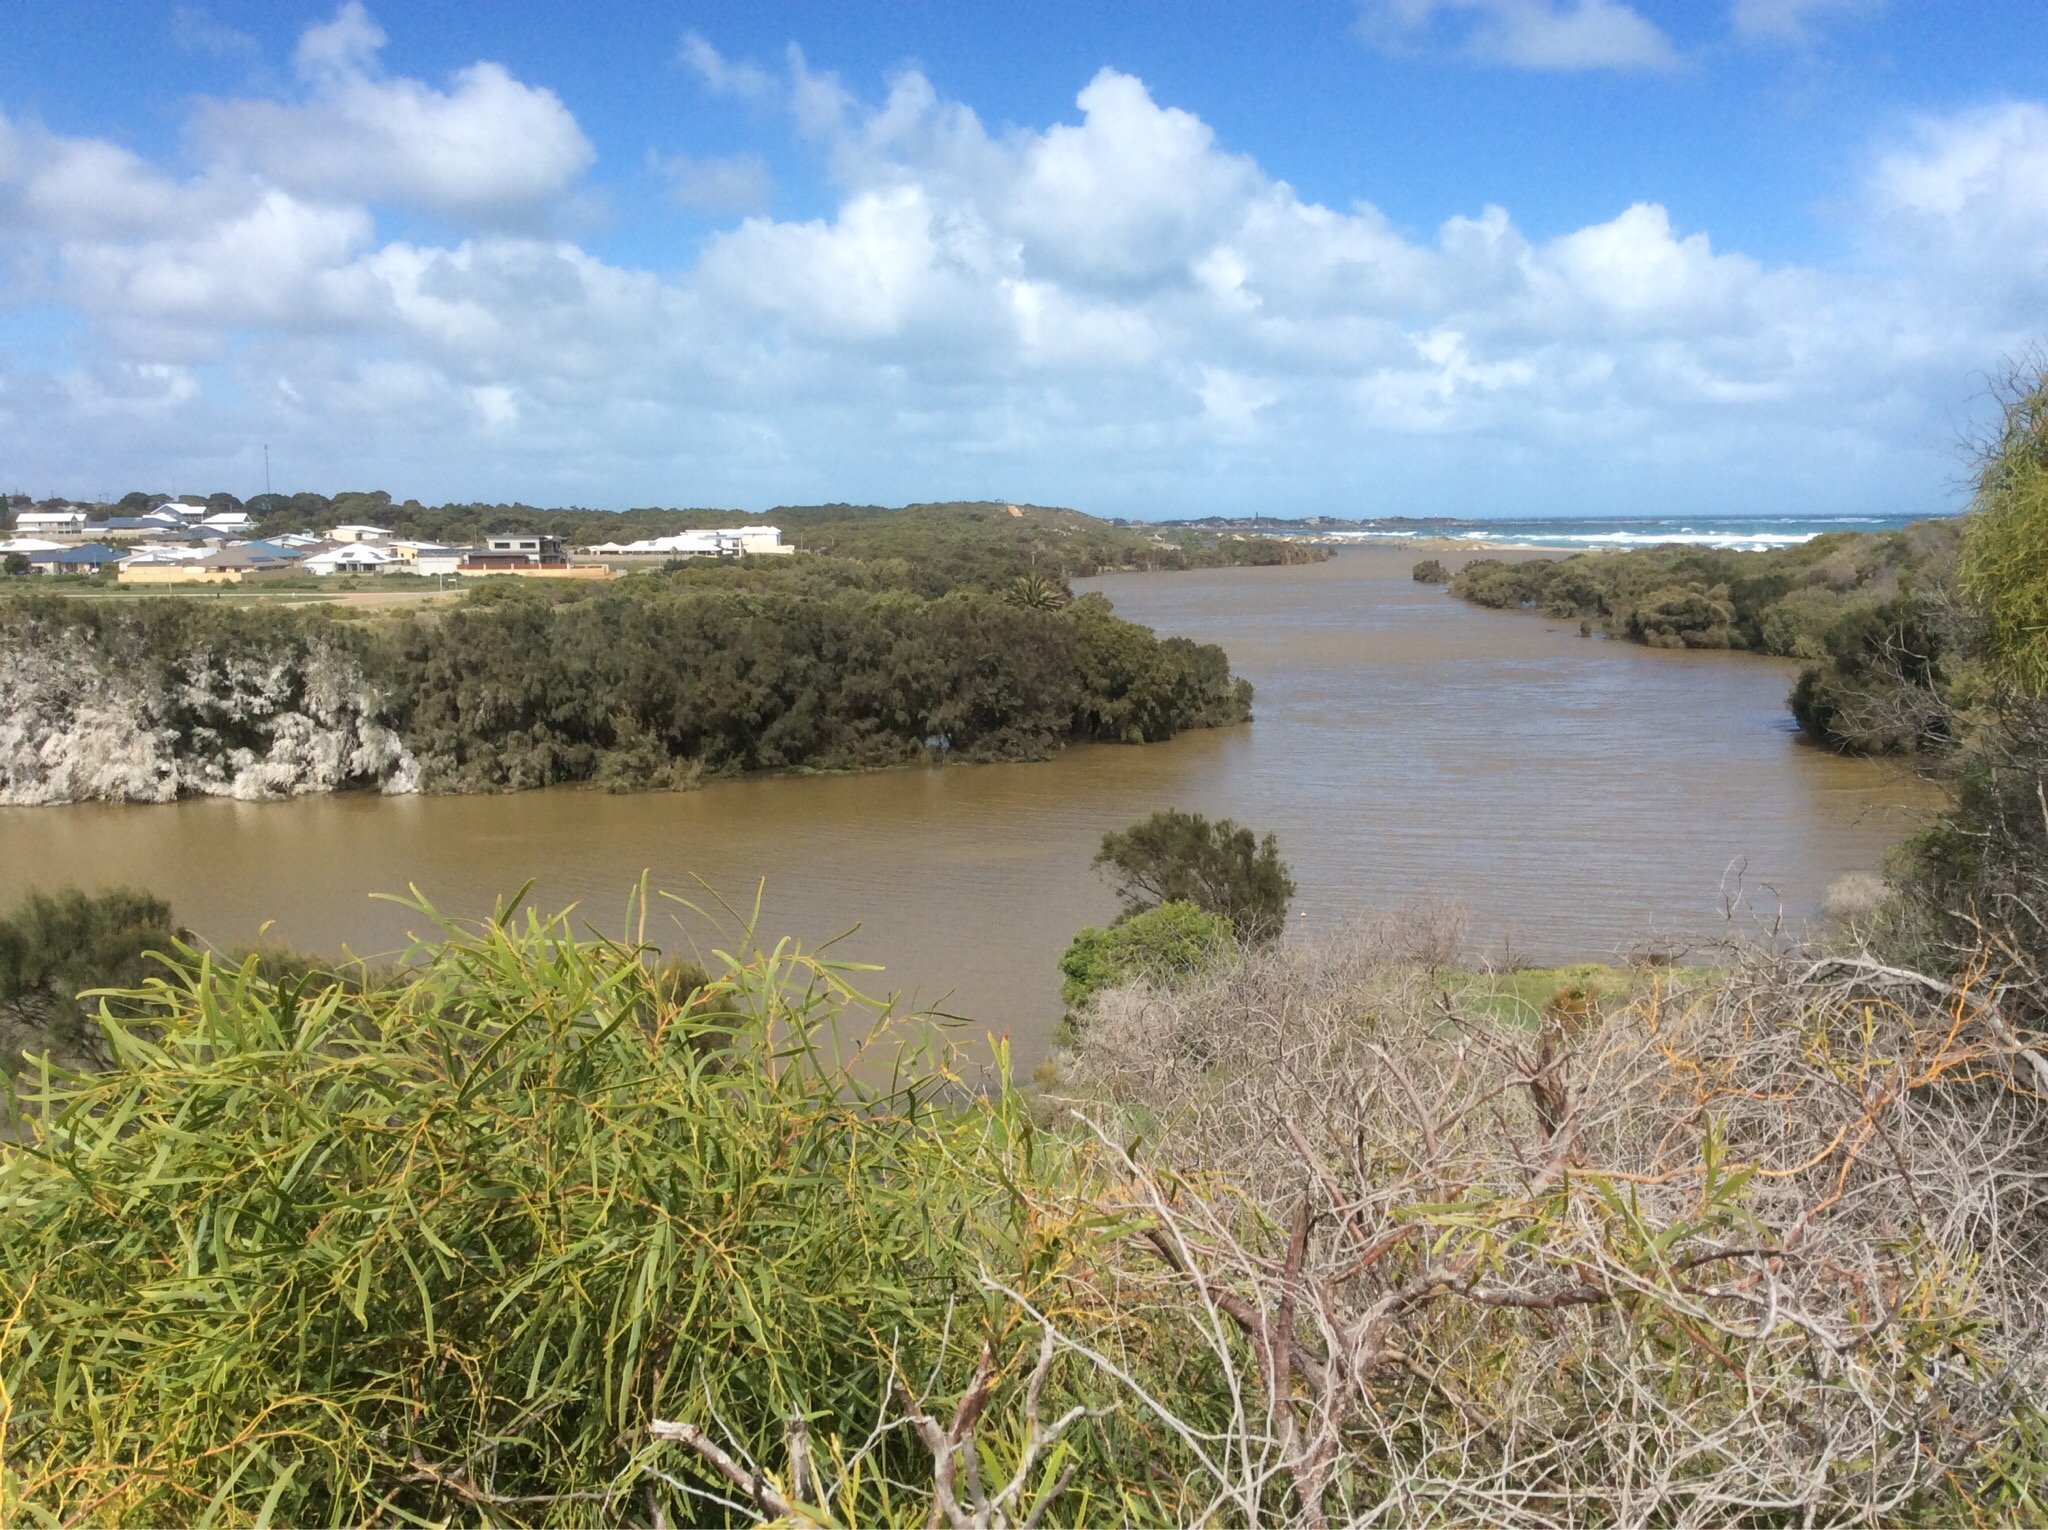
[0,898,1087,1527]
[1047,915,2048,1524]
[1093,809,1296,943]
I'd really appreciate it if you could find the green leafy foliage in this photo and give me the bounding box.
[1092,809,1295,943]
[1410,558,1450,584]
[0,886,183,1075]
[1958,365,2048,696]
[1057,900,1234,1013]
[0,896,1082,1527]
[394,584,1250,790]
[1882,359,2048,992]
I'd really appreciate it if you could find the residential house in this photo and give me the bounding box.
[303,543,398,576]
[583,526,790,559]
[459,532,614,580]
[304,543,401,576]
[407,547,469,577]
[15,509,88,536]
[118,544,298,586]
[91,513,204,542]
[327,524,395,544]
[26,542,127,575]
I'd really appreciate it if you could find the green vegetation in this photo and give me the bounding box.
[4,894,2040,1524]
[396,582,1250,791]
[1056,899,1234,1013]
[2,501,1297,803]
[0,897,1088,1526]
[1876,358,2048,998]
[1957,362,2048,697]
[0,887,182,1077]
[1441,521,1962,752]
[3,554,1252,802]
[1092,808,1295,943]
[1409,557,1450,584]
[1441,960,1647,1026]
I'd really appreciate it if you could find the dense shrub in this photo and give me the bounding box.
[1056,899,1233,1013]
[1958,362,2048,697]
[1055,918,2048,1524]
[0,900,1083,1527]
[1882,357,2048,1001]
[1409,557,1449,584]
[1093,809,1296,943]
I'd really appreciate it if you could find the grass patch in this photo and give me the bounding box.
[1442,961,1670,1024]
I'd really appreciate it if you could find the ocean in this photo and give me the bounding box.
[1270,512,1945,553]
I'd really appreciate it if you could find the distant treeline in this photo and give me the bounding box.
[1,560,1251,803]
[1439,519,1962,753]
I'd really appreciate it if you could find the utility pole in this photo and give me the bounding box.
[263,445,272,498]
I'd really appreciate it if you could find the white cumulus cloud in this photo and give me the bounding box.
[194,1,593,223]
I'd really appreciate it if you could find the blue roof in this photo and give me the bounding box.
[33,543,125,565]
[237,539,304,560]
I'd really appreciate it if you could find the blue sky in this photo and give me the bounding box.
[3,1,2045,517]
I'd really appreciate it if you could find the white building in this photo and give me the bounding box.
[586,526,790,558]
[161,501,210,519]
[304,544,401,576]
[15,509,88,535]
[326,524,395,544]
[201,511,252,531]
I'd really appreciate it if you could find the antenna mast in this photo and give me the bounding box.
[263,444,272,498]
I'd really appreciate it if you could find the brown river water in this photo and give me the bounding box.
[0,549,1929,1064]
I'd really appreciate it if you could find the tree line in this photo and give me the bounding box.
[1437,517,1961,753]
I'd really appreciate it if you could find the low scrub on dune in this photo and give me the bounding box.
[1048,911,2048,1524]
[3,897,2045,1525]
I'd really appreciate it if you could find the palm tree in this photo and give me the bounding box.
[1005,572,1068,611]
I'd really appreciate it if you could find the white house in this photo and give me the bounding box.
[201,511,252,531]
[587,526,790,558]
[304,544,401,576]
[15,509,88,535]
[161,501,210,519]
[0,536,67,555]
[327,524,395,544]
